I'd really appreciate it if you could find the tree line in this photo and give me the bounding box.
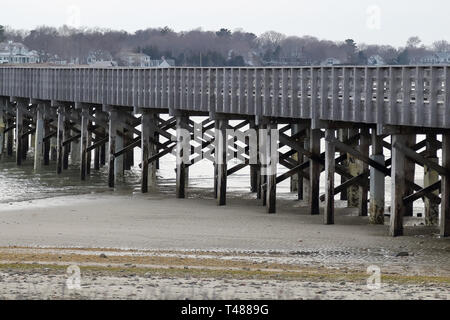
[1,25,449,66]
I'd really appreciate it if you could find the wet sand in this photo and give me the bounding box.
[0,189,449,299]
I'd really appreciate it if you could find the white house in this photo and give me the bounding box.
[117,52,152,67]
[0,41,39,64]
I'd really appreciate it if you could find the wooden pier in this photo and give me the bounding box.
[0,65,449,237]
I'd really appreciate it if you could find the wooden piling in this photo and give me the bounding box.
[339,129,349,201]
[424,134,439,226]
[15,102,24,165]
[63,113,70,170]
[309,128,321,215]
[0,103,4,159]
[303,129,310,202]
[7,117,13,157]
[175,115,189,199]
[347,128,360,208]
[404,135,416,216]
[266,121,277,214]
[141,111,157,193]
[369,129,385,224]
[86,118,92,176]
[56,106,64,174]
[390,134,407,237]
[108,109,118,188]
[358,127,370,217]
[43,112,50,165]
[324,129,335,225]
[34,104,45,171]
[250,121,259,193]
[441,133,450,237]
[216,119,228,205]
[80,107,89,181]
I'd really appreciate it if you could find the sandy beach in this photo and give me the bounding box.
[0,189,449,300]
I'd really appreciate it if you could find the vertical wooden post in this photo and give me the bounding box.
[62,109,70,170]
[404,135,416,216]
[309,128,321,215]
[108,109,118,188]
[86,115,92,176]
[80,107,89,181]
[214,120,219,199]
[303,129,310,201]
[325,129,335,225]
[100,112,106,167]
[339,129,348,200]
[43,109,50,165]
[141,112,150,193]
[358,127,370,217]
[250,120,259,193]
[390,134,407,237]
[290,124,299,194]
[347,128,360,207]
[369,129,385,224]
[22,120,28,161]
[216,118,228,205]
[0,103,5,159]
[176,115,189,199]
[15,102,24,165]
[424,134,439,226]
[441,134,450,237]
[50,136,57,162]
[260,124,267,205]
[141,111,157,193]
[115,124,123,181]
[34,104,45,171]
[94,130,100,171]
[7,117,14,156]
[266,121,277,214]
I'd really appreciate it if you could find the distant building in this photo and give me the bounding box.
[420,52,450,64]
[87,50,117,67]
[149,57,175,67]
[0,41,39,64]
[117,52,152,67]
[367,55,386,66]
[321,58,341,66]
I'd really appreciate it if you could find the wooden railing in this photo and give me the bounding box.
[0,65,449,128]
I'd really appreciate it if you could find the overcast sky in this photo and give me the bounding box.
[0,0,448,47]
